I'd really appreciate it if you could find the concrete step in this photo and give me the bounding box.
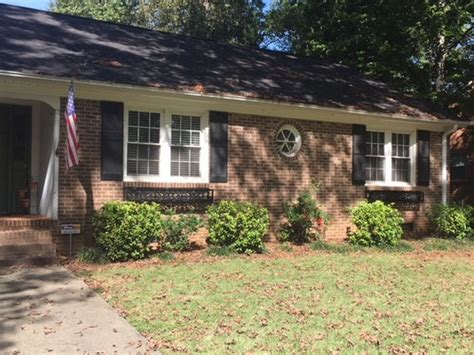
[0,229,54,245]
[0,256,58,267]
[0,243,57,257]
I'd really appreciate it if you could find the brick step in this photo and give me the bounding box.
[0,256,58,267]
[0,243,57,258]
[0,229,53,245]
[0,216,53,231]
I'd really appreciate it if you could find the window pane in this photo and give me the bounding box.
[366,157,385,181]
[149,160,159,175]
[129,111,138,126]
[127,144,138,159]
[191,132,200,146]
[171,161,179,176]
[127,160,137,174]
[139,112,149,127]
[190,163,200,176]
[171,116,180,129]
[150,128,160,143]
[138,145,148,160]
[392,158,410,182]
[181,116,191,130]
[128,127,138,142]
[149,145,160,160]
[150,113,160,128]
[139,127,149,143]
[137,160,148,175]
[181,131,191,145]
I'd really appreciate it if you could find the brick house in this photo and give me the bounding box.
[0,5,471,262]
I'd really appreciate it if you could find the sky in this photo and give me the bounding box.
[1,0,49,10]
[1,0,272,11]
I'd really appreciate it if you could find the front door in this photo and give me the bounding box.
[0,104,31,214]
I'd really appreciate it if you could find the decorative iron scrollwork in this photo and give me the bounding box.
[124,187,213,212]
[366,190,424,211]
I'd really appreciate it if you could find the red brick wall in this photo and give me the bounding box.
[53,99,443,255]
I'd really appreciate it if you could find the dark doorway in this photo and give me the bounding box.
[0,104,32,214]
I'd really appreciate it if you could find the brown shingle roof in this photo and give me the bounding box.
[0,4,450,120]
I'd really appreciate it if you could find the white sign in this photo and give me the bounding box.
[60,223,81,235]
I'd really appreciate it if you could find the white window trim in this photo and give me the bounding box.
[365,126,417,187]
[123,104,209,183]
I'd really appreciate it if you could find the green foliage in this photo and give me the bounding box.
[279,242,293,252]
[348,201,404,247]
[93,201,162,262]
[279,183,330,244]
[156,251,176,261]
[423,237,474,251]
[376,241,414,253]
[207,200,269,254]
[51,0,138,24]
[76,248,109,264]
[161,210,203,252]
[427,203,473,240]
[311,239,413,254]
[206,245,235,257]
[310,240,355,254]
[267,0,473,118]
[52,0,265,46]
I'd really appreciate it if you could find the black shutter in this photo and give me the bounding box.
[101,101,124,181]
[352,124,366,185]
[209,111,228,183]
[417,130,430,186]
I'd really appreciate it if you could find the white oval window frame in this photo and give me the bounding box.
[275,124,302,158]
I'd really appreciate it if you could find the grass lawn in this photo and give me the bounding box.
[79,244,474,353]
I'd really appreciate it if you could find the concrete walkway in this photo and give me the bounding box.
[0,266,157,354]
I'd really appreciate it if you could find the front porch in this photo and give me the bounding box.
[0,96,60,266]
[0,215,57,266]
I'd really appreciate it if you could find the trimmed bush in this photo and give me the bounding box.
[279,187,329,244]
[161,210,203,252]
[427,204,473,240]
[348,201,404,247]
[207,200,269,254]
[93,201,162,261]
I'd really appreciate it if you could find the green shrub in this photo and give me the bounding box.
[279,185,329,244]
[76,248,109,264]
[427,204,473,240]
[207,200,269,254]
[161,210,203,252]
[207,245,235,256]
[93,201,162,262]
[348,201,404,247]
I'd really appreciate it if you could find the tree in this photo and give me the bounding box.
[51,0,139,24]
[267,0,473,118]
[51,0,265,46]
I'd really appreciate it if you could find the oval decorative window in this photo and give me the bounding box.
[276,124,302,158]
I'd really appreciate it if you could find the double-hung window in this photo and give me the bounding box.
[125,109,208,182]
[127,111,160,176]
[365,129,414,185]
[171,115,201,177]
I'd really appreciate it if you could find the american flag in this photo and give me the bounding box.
[65,83,80,168]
